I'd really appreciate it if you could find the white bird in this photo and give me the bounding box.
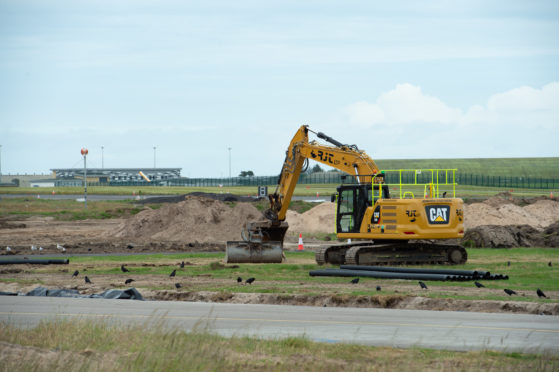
[6,246,11,252]
[56,244,66,252]
[39,247,44,251]
[31,245,37,251]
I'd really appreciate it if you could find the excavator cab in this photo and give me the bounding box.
[336,184,390,233]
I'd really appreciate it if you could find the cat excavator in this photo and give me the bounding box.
[225,125,467,265]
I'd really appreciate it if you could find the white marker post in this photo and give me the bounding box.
[81,148,88,208]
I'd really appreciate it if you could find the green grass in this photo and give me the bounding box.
[375,157,559,178]
[0,198,143,220]
[2,183,556,198]
[0,319,556,371]
[35,249,559,304]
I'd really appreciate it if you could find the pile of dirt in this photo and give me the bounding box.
[462,194,559,247]
[110,195,263,243]
[147,290,559,315]
[138,192,262,204]
[464,221,559,248]
[285,202,336,235]
[464,197,559,230]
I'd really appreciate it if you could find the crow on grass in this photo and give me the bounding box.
[350,278,359,284]
[419,281,428,290]
[170,269,176,277]
[84,276,92,284]
[376,286,381,291]
[246,277,255,285]
[125,278,135,285]
[504,289,516,296]
[237,277,242,283]
[537,289,547,298]
[72,270,79,278]
[121,265,130,273]
[474,281,485,288]
[175,283,182,289]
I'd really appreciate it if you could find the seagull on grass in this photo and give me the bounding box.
[31,245,37,251]
[57,244,66,252]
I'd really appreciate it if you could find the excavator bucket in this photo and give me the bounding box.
[225,221,288,264]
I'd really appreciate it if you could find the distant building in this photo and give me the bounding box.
[50,168,181,185]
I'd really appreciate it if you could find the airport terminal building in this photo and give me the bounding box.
[50,168,182,186]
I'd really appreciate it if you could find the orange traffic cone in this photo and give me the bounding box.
[297,233,304,251]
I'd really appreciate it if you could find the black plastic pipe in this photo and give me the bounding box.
[0,258,69,265]
[341,265,488,278]
[310,268,452,281]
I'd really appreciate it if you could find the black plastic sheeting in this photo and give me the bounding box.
[0,258,70,265]
[0,286,143,300]
[310,266,508,282]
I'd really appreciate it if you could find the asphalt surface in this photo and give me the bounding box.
[1,297,558,353]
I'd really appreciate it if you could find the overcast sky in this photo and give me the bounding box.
[1,1,558,177]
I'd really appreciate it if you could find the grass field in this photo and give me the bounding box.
[375,157,559,178]
[7,249,557,304]
[0,198,144,220]
[2,319,556,371]
[1,183,557,198]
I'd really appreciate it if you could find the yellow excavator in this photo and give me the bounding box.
[225,125,467,265]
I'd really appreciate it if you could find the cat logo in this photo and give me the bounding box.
[425,206,450,224]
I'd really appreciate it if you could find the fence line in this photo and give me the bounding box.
[82,171,558,189]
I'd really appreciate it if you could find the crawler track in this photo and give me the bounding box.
[316,242,467,266]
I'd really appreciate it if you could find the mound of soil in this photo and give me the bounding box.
[285,202,336,235]
[463,225,545,248]
[464,198,559,230]
[110,195,263,243]
[138,192,262,204]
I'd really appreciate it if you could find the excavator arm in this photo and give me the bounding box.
[267,125,381,222]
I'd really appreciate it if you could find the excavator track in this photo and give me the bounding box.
[315,241,375,266]
[343,242,467,266]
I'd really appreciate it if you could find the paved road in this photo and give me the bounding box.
[1,297,558,353]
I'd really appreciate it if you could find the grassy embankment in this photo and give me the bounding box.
[1,319,556,371]
[375,157,559,178]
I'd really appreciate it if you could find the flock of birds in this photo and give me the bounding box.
[5,244,66,253]
[347,261,553,299]
[69,261,258,290]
